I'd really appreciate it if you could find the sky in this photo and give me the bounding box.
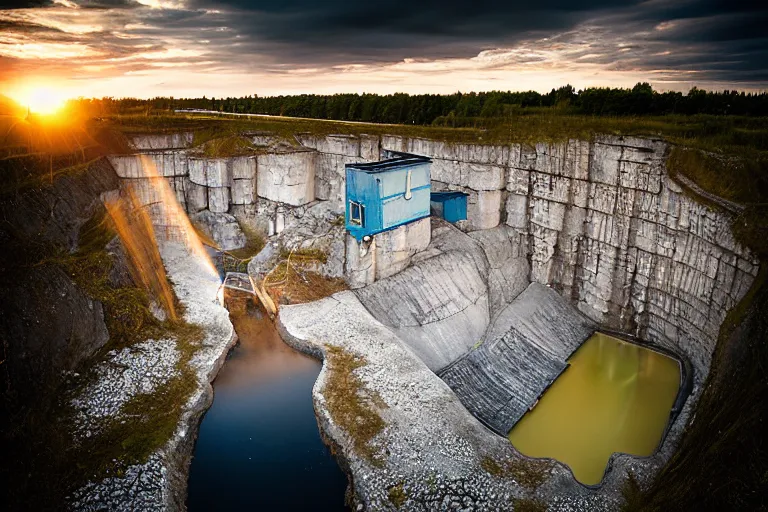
[0,0,766,103]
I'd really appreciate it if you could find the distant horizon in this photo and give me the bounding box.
[5,83,768,107]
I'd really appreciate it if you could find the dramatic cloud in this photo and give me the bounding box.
[0,0,766,99]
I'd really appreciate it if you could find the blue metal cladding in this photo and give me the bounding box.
[345,153,431,240]
[430,191,468,223]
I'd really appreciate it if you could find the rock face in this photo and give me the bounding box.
[0,158,120,411]
[0,266,110,409]
[379,134,758,383]
[190,210,247,251]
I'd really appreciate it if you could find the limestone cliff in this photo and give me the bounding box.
[0,158,119,413]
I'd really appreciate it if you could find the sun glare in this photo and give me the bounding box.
[13,87,68,116]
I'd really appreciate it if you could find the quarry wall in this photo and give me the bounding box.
[378,134,758,380]
[113,131,758,382]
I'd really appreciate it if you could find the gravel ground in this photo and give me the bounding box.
[69,243,235,511]
[278,291,694,511]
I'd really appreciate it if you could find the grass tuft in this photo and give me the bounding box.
[481,456,551,490]
[323,345,387,465]
[513,497,548,512]
[387,482,408,508]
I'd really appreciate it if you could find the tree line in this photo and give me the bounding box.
[72,83,768,124]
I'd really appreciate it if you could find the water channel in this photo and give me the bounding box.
[187,293,348,510]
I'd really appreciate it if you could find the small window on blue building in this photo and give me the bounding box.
[350,201,365,226]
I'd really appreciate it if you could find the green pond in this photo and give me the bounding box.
[508,332,681,485]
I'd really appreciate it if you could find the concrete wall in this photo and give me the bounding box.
[345,216,431,289]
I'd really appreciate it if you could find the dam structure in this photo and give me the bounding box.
[102,129,758,510]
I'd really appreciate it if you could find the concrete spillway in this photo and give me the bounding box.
[439,325,567,435]
[439,283,596,435]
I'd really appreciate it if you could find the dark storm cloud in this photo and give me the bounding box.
[155,0,766,85]
[1,0,767,88]
[185,0,644,62]
[0,0,53,7]
[0,0,140,7]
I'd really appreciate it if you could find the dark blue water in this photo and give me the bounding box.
[187,309,348,511]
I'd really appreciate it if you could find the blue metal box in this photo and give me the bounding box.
[430,191,468,223]
[345,153,431,240]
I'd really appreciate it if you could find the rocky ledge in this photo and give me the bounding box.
[278,290,691,511]
[69,244,235,511]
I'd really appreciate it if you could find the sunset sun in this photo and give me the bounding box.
[12,86,67,116]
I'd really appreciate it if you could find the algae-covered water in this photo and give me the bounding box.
[508,332,681,485]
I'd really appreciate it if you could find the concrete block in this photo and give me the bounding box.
[590,142,621,186]
[108,155,143,178]
[374,217,432,280]
[360,134,381,161]
[231,178,256,205]
[184,178,208,213]
[589,182,618,214]
[127,132,193,150]
[316,134,360,157]
[208,186,230,213]
[533,142,565,175]
[381,135,406,152]
[430,159,462,186]
[507,167,530,195]
[531,172,571,203]
[257,150,316,206]
[505,193,528,229]
[530,198,566,231]
[345,234,376,289]
[464,162,506,191]
[467,190,502,231]
[564,139,590,180]
[188,158,230,187]
[231,156,256,180]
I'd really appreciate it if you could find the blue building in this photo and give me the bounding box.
[345,153,431,241]
[430,191,469,223]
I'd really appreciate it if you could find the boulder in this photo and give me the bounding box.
[191,210,246,250]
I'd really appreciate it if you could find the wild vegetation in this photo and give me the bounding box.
[2,206,205,510]
[323,345,387,465]
[263,248,347,305]
[480,456,552,490]
[71,84,768,123]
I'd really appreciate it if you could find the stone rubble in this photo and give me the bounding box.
[69,243,235,511]
[70,338,179,438]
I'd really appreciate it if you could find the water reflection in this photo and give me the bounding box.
[508,332,681,485]
[187,294,348,510]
